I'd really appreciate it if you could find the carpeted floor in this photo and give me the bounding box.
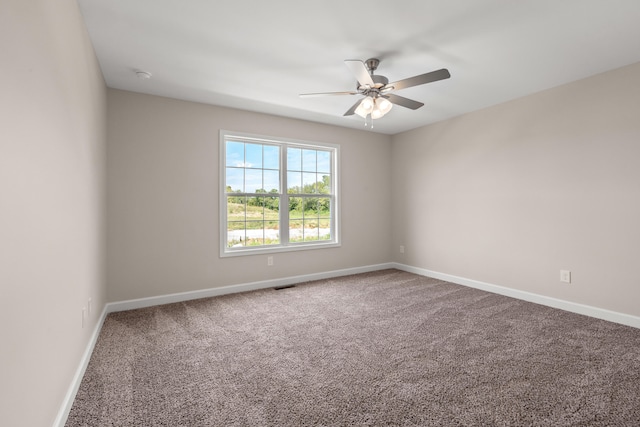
[66,269,640,426]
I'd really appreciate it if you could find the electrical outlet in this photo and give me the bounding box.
[267,256,274,266]
[399,245,405,254]
[560,270,571,283]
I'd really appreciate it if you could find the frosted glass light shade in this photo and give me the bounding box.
[371,97,393,119]
[354,96,374,118]
[377,97,392,114]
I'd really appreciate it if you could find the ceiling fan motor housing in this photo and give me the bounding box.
[358,75,389,93]
[371,75,388,87]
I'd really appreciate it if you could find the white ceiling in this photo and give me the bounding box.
[78,0,640,135]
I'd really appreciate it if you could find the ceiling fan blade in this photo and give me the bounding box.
[299,91,358,97]
[343,99,363,116]
[344,60,374,87]
[384,94,424,110]
[388,68,450,91]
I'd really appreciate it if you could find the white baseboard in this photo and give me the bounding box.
[392,262,640,329]
[106,263,395,313]
[53,305,109,427]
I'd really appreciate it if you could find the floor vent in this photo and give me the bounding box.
[274,284,296,291]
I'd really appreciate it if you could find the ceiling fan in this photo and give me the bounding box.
[300,58,450,120]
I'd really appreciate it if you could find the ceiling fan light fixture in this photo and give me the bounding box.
[377,97,392,114]
[354,96,374,118]
[370,97,393,120]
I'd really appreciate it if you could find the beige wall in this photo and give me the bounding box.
[0,0,107,426]
[391,62,640,317]
[106,89,392,302]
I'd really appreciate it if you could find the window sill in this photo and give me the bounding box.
[220,241,341,258]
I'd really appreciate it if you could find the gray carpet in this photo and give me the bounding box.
[66,269,640,426]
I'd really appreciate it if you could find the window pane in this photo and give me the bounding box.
[289,197,303,219]
[264,170,279,193]
[303,219,319,241]
[264,196,279,215]
[226,168,244,193]
[287,171,301,193]
[318,197,331,215]
[287,147,302,171]
[317,174,330,194]
[264,145,279,170]
[265,221,280,245]
[244,221,263,246]
[317,151,331,173]
[227,196,246,221]
[289,219,303,242]
[226,141,244,167]
[227,222,245,247]
[303,197,319,214]
[302,173,316,193]
[245,143,262,169]
[245,169,263,193]
[319,227,331,241]
[247,197,265,220]
[302,149,316,172]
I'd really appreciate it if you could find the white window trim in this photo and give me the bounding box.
[219,130,340,257]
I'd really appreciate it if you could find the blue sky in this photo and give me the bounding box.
[226,141,331,193]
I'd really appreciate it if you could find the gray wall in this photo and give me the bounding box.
[106,89,392,302]
[391,62,640,317]
[0,0,107,425]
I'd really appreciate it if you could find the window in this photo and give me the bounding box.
[220,130,339,256]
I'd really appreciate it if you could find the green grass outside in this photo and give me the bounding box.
[227,203,330,231]
[227,203,331,247]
